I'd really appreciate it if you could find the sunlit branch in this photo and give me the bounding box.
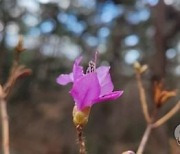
[0,97,9,154]
[136,124,152,154]
[135,72,151,123]
[0,36,31,154]
[153,101,180,128]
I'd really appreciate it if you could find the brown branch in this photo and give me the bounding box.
[153,101,180,128]
[0,97,9,154]
[136,124,152,154]
[0,36,31,154]
[3,65,31,98]
[135,72,151,123]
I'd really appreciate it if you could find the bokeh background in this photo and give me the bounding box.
[0,0,180,153]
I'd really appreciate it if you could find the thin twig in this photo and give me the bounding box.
[76,125,87,154]
[3,65,31,99]
[153,101,180,128]
[136,72,151,123]
[136,124,152,154]
[3,64,18,98]
[0,97,9,154]
[0,36,31,154]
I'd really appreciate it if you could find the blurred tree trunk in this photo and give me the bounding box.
[150,1,170,153]
[0,0,4,83]
[109,17,124,78]
[151,0,167,80]
[0,37,6,83]
[0,0,9,83]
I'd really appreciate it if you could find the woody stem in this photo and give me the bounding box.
[76,125,87,154]
[153,101,180,128]
[136,72,151,123]
[136,124,152,154]
[0,98,10,154]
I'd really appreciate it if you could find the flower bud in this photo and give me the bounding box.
[72,106,90,126]
[122,150,135,154]
[134,61,148,74]
[140,65,148,73]
[15,35,25,53]
[134,61,141,71]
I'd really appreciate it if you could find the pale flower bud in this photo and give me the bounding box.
[134,61,148,74]
[140,65,148,73]
[134,61,141,71]
[122,150,135,154]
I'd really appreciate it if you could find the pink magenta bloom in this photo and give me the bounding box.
[56,56,123,110]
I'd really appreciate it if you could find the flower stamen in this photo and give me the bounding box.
[86,61,96,73]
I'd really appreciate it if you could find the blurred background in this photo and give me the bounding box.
[0,0,180,153]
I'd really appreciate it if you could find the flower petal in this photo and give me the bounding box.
[70,72,101,110]
[93,91,123,104]
[73,56,84,81]
[96,66,114,95]
[56,73,73,85]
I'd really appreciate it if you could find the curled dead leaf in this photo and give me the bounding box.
[154,81,177,107]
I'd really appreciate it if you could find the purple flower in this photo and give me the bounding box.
[56,56,123,111]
